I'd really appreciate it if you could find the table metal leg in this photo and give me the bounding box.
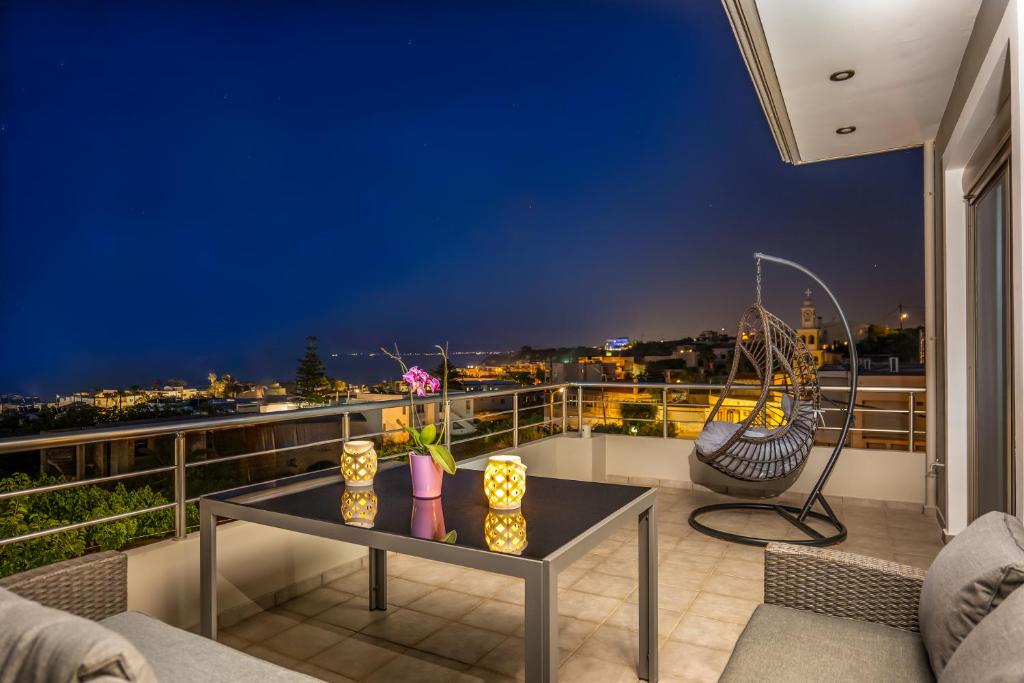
[200,500,218,640]
[638,504,658,681]
[524,562,558,682]
[369,548,388,610]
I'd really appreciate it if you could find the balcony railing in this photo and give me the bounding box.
[0,381,923,564]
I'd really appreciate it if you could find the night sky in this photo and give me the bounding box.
[0,1,923,396]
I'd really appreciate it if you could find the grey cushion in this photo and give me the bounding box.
[919,511,1024,674]
[100,611,318,682]
[0,587,157,683]
[721,604,934,683]
[940,583,1024,682]
[695,421,768,455]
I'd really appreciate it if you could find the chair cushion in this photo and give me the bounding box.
[0,587,156,682]
[100,611,318,682]
[919,512,1024,674]
[695,421,768,456]
[721,604,934,683]
[940,585,1024,682]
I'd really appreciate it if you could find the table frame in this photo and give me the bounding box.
[199,473,657,683]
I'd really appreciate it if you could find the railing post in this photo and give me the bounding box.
[444,400,452,451]
[561,387,568,433]
[174,432,187,540]
[577,385,584,432]
[662,388,668,439]
[512,392,520,448]
[907,392,915,453]
[342,412,351,444]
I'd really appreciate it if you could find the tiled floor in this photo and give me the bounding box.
[221,487,944,682]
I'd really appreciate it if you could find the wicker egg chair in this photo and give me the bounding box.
[693,303,820,482]
[688,253,858,548]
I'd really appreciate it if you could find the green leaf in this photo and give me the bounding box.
[438,530,458,544]
[425,443,457,475]
[420,423,437,445]
[401,425,422,449]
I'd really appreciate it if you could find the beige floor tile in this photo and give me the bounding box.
[326,569,370,596]
[308,635,402,679]
[475,635,526,678]
[227,610,301,643]
[281,586,353,618]
[721,544,765,563]
[245,643,302,670]
[701,573,763,602]
[494,580,526,606]
[659,639,732,682]
[574,624,639,666]
[626,583,698,612]
[557,589,622,623]
[570,571,637,600]
[408,587,484,620]
[669,613,745,651]
[713,558,764,581]
[262,620,350,661]
[557,567,587,588]
[450,570,519,598]
[360,608,449,646]
[406,561,466,587]
[416,622,506,665]
[382,577,436,607]
[593,557,640,579]
[688,591,759,625]
[674,538,729,559]
[462,666,518,682]
[460,599,525,635]
[363,651,471,682]
[315,596,391,632]
[216,631,249,651]
[558,653,640,683]
[604,602,681,637]
[293,662,358,683]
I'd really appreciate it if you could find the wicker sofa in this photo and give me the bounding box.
[0,551,316,682]
[722,515,1024,682]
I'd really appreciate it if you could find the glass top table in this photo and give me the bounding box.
[199,463,659,682]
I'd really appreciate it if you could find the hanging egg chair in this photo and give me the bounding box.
[688,253,858,547]
[693,303,820,482]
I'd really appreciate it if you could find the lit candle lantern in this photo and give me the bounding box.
[483,455,527,510]
[484,509,527,555]
[340,440,377,486]
[340,485,378,528]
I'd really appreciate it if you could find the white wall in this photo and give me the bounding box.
[940,0,1024,534]
[499,433,927,505]
[125,522,365,630]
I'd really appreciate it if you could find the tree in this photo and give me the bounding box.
[295,336,329,399]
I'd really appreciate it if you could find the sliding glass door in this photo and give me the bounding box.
[967,155,1014,519]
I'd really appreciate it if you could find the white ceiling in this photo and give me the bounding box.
[756,0,982,163]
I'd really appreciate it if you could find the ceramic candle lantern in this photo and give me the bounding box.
[340,486,378,528]
[484,455,527,509]
[340,440,377,486]
[484,509,527,555]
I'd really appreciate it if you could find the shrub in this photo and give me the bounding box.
[0,473,195,578]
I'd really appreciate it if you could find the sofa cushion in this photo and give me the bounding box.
[919,511,1024,674]
[940,585,1024,682]
[720,604,934,683]
[0,587,156,683]
[100,611,319,682]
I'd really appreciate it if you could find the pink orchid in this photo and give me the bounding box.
[401,366,438,396]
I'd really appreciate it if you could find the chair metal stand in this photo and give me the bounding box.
[689,253,858,548]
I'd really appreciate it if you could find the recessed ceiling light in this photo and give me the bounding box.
[835,126,857,135]
[829,70,855,82]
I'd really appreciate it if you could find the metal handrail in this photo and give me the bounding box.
[0,380,926,549]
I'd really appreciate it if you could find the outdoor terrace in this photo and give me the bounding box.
[0,381,941,682]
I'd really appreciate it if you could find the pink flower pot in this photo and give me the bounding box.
[410,497,446,540]
[409,452,444,499]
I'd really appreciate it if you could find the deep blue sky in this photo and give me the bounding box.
[0,1,923,396]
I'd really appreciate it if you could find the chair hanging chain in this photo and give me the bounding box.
[755,257,762,304]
